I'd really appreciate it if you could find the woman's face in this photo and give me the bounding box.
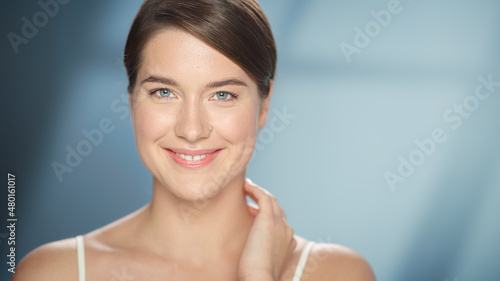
[130,29,271,201]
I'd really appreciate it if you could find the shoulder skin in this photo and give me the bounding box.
[11,238,79,281]
[300,243,376,281]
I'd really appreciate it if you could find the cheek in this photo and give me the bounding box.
[133,104,173,146]
[213,103,259,156]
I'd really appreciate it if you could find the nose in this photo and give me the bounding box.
[174,99,212,143]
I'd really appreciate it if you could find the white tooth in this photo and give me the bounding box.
[200,154,206,159]
[180,154,185,158]
[193,155,201,161]
[176,153,180,156]
[185,155,193,161]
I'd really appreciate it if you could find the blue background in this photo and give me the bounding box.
[1,0,499,280]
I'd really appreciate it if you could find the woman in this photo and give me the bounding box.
[13,0,375,280]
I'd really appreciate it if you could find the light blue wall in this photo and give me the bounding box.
[2,1,499,280]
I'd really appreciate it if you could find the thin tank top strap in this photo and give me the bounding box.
[76,235,86,281]
[292,241,314,281]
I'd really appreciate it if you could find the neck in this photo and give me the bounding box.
[138,173,253,265]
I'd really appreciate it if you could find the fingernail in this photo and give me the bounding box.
[247,201,259,209]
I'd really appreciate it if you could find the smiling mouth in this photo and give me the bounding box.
[175,153,207,162]
[165,148,221,168]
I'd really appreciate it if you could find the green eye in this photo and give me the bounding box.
[212,91,237,102]
[151,88,177,100]
[158,89,173,97]
[215,91,229,100]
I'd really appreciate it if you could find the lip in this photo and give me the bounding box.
[164,148,222,169]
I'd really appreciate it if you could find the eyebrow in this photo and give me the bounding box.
[140,76,179,87]
[140,75,248,89]
[206,78,247,88]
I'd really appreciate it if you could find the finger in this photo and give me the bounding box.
[243,179,259,203]
[245,179,285,219]
[244,179,274,217]
[248,181,282,218]
[244,178,273,197]
[246,201,259,217]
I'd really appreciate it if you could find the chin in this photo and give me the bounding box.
[161,172,234,202]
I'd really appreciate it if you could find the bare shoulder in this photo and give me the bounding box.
[11,237,79,281]
[304,242,376,281]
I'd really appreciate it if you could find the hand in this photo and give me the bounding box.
[238,179,296,281]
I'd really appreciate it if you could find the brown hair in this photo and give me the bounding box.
[124,0,276,98]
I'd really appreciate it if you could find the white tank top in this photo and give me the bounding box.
[76,235,314,281]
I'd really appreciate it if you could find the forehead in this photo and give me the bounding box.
[138,28,254,86]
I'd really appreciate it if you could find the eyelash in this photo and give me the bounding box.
[149,88,238,102]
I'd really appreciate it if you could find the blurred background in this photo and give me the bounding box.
[1,0,499,280]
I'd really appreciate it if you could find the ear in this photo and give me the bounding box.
[258,80,273,128]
